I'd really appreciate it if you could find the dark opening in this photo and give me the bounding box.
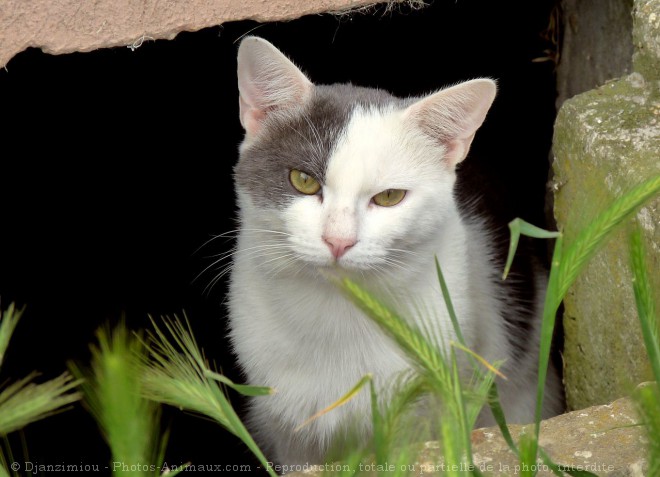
[0,0,557,471]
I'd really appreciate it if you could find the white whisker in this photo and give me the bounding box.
[386,247,421,257]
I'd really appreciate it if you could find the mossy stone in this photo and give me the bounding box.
[553,72,660,411]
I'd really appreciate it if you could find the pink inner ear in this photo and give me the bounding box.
[444,132,478,167]
[239,96,267,137]
[405,79,496,168]
[237,37,313,141]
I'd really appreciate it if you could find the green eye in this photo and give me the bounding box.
[372,189,406,207]
[290,169,321,195]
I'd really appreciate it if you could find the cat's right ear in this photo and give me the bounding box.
[403,79,497,168]
[237,37,313,139]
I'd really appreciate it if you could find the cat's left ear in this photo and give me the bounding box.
[404,79,497,168]
[237,37,313,140]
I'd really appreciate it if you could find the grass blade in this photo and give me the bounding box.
[369,378,387,465]
[487,383,518,454]
[141,315,278,477]
[439,415,462,476]
[338,275,494,475]
[338,278,446,381]
[69,323,162,476]
[205,370,273,397]
[141,318,232,428]
[450,341,507,380]
[449,350,482,477]
[629,226,660,383]
[504,219,560,280]
[635,383,660,476]
[0,304,23,371]
[0,447,10,477]
[296,374,372,432]
[435,258,467,347]
[518,432,537,477]
[629,225,660,476]
[0,373,80,437]
[556,174,660,302]
[528,233,564,465]
[437,260,498,473]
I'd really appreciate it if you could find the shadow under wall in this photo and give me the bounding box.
[0,0,557,471]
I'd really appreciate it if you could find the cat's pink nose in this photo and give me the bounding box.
[323,236,356,259]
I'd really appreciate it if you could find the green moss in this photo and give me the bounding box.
[553,73,660,410]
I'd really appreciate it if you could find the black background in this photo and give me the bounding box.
[0,0,557,473]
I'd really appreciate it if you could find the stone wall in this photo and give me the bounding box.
[553,0,660,410]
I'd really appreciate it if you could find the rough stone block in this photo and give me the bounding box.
[288,394,649,476]
[633,0,660,80]
[553,72,660,411]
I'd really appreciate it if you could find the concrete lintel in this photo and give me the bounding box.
[0,0,395,69]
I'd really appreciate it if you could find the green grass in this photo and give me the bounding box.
[0,303,81,476]
[69,323,169,477]
[68,317,273,477]
[629,226,660,476]
[335,275,496,476]
[139,315,278,477]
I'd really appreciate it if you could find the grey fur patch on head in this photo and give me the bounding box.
[235,83,406,208]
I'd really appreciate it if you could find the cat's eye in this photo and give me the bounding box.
[290,169,321,195]
[372,189,406,207]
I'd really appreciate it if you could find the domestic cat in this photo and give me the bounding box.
[227,36,563,465]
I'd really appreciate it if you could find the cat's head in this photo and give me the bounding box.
[234,37,496,277]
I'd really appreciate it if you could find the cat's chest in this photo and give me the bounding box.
[229,269,410,383]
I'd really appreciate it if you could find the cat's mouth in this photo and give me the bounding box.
[313,260,371,282]
[317,252,387,275]
[299,249,367,273]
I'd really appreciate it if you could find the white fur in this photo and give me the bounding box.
[229,108,560,464]
[228,38,562,465]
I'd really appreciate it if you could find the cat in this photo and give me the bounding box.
[227,36,563,465]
